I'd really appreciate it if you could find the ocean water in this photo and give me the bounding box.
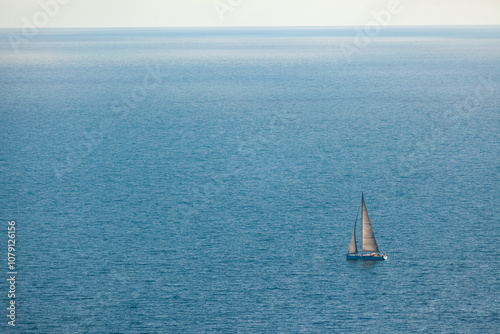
[0,27,499,333]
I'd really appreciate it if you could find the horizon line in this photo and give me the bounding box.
[1,24,499,30]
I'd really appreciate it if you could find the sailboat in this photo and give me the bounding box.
[346,193,387,261]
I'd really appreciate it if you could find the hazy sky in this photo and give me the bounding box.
[1,0,499,28]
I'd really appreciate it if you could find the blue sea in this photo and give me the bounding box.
[1,27,499,333]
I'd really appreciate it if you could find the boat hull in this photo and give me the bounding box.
[346,254,387,261]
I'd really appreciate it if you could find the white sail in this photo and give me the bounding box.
[348,222,357,254]
[361,195,379,253]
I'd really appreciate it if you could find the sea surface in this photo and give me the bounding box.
[0,27,499,333]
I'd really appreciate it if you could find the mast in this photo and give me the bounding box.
[361,193,363,254]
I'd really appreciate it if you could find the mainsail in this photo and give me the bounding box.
[361,194,379,253]
[348,221,357,254]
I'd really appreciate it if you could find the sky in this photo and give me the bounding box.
[0,0,499,28]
